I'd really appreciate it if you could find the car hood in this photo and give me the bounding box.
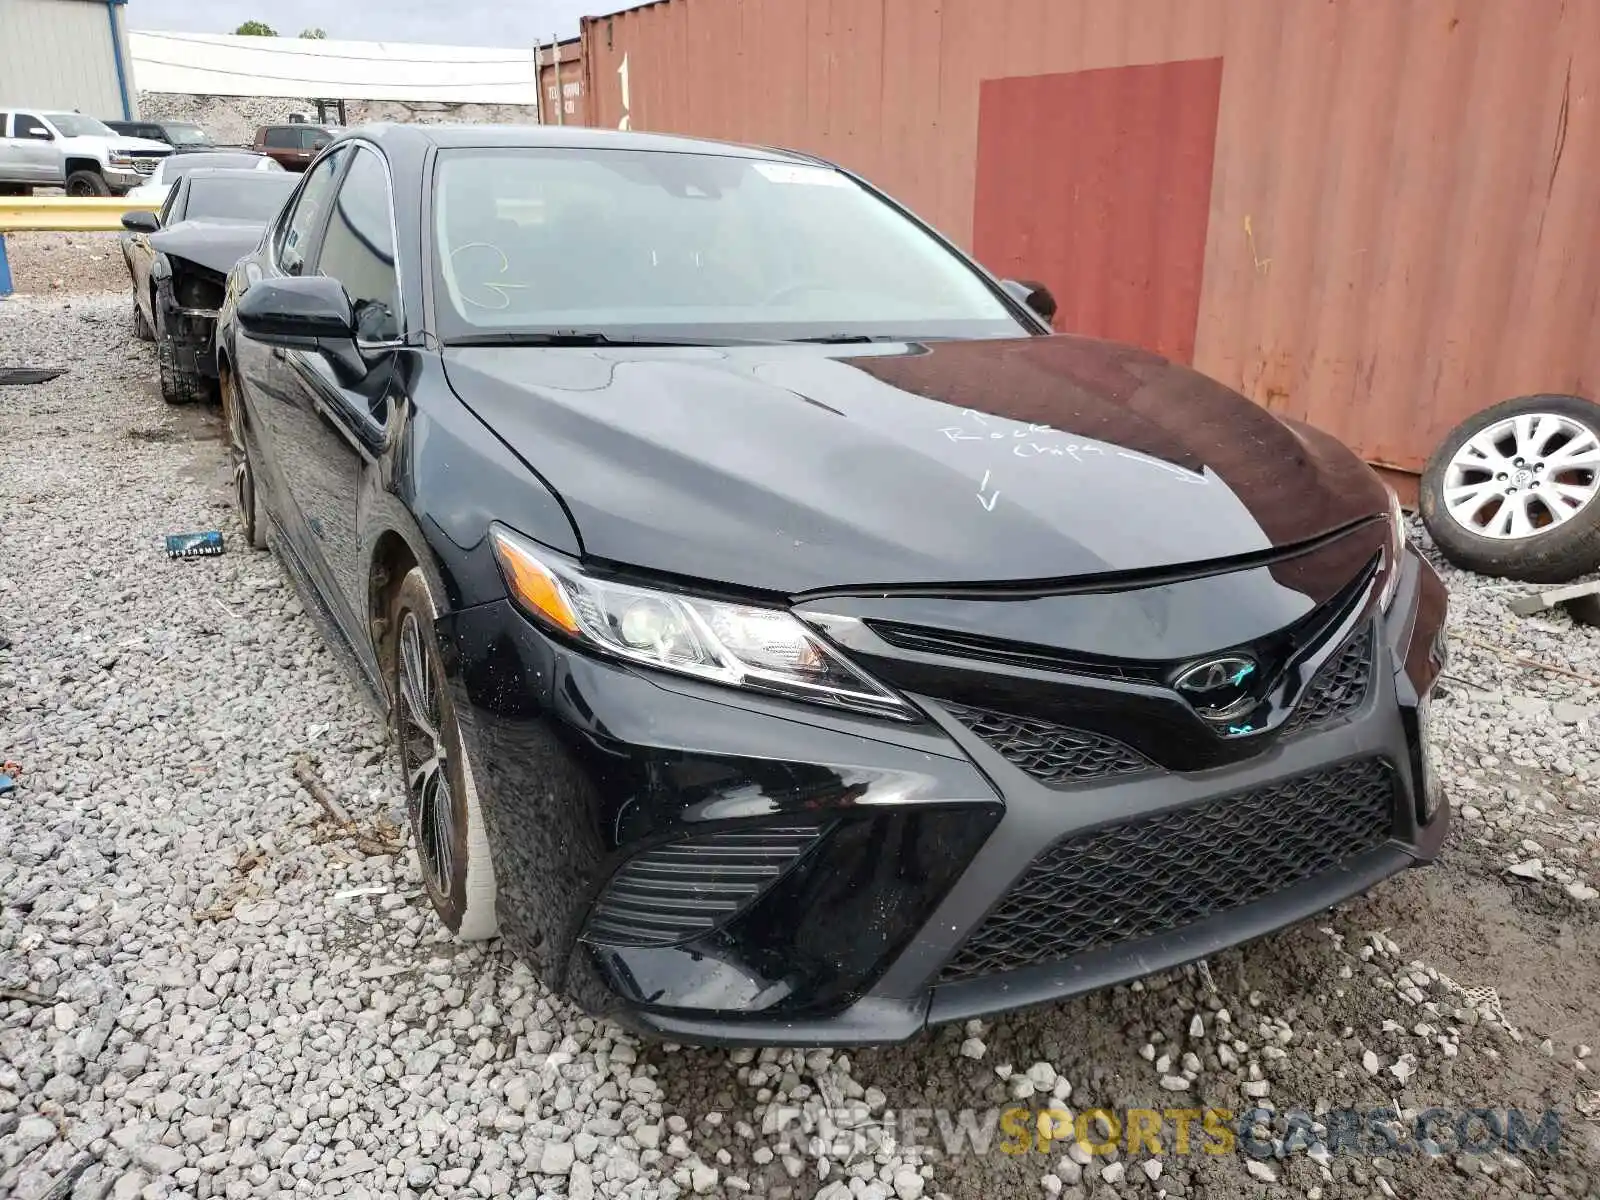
[60,134,171,155]
[442,335,1389,595]
[152,220,264,275]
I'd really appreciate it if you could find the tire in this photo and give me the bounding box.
[390,568,498,941]
[220,366,268,550]
[64,170,111,197]
[154,291,208,406]
[1419,393,1600,584]
[0,183,31,197]
[132,289,154,342]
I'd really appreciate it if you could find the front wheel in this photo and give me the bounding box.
[1419,393,1600,583]
[154,291,207,405]
[390,568,499,941]
[64,170,110,197]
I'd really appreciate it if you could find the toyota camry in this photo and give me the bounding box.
[215,124,1449,1045]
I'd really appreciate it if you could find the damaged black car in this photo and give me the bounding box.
[121,167,298,403]
[216,125,1450,1046]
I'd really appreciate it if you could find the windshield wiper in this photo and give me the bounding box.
[444,331,771,348]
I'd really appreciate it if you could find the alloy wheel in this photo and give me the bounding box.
[397,610,455,900]
[1441,412,1600,540]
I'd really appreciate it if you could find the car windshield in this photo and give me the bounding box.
[185,175,298,222]
[165,123,210,145]
[48,113,115,138]
[430,147,1028,343]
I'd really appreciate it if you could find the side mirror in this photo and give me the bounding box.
[237,275,355,344]
[121,210,159,234]
[1003,278,1058,325]
[27,127,54,141]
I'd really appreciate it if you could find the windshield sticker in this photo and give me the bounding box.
[753,162,848,187]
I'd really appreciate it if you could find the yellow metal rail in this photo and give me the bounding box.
[0,195,161,234]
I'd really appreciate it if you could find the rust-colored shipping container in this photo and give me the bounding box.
[579,0,1600,488]
[538,39,589,126]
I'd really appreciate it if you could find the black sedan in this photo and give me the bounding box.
[122,167,298,403]
[216,124,1449,1046]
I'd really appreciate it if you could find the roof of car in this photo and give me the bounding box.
[338,122,818,164]
[181,167,298,182]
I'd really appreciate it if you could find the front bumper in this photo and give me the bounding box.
[104,166,145,190]
[437,544,1449,1046]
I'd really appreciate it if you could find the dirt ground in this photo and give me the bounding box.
[2,232,130,297]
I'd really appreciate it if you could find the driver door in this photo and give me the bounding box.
[7,113,59,184]
[233,147,351,599]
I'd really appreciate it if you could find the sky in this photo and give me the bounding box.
[127,0,623,47]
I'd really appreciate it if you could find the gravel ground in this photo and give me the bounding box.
[2,291,1598,1200]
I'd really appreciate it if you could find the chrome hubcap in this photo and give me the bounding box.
[1443,412,1600,539]
[398,611,454,898]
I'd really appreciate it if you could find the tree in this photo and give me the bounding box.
[234,20,276,35]
[299,28,327,38]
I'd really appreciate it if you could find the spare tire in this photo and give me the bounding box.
[1419,393,1600,583]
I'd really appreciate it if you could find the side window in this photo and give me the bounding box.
[158,179,183,225]
[314,146,400,342]
[274,148,347,276]
[16,113,49,138]
[300,128,329,152]
[264,128,296,149]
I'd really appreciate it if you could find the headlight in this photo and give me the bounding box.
[489,524,916,721]
[1379,487,1407,610]
[109,153,135,167]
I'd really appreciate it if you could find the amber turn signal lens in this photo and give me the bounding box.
[490,529,581,635]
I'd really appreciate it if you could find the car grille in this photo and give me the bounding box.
[584,823,825,947]
[943,702,1154,785]
[938,757,1397,983]
[1283,624,1373,735]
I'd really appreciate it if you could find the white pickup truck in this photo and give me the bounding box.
[0,108,172,196]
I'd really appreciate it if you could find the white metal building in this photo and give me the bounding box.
[0,0,138,120]
[129,30,542,105]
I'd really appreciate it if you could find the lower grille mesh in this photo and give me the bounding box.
[585,823,824,948]
[944,702,1154,785]
[938,758,1396,983]
[1284,625,1374,735]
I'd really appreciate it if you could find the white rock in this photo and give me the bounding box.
[1245,1159,1278,1183]
[691,1164,719,1193]
[232,899,280,924]
[540,1142,576,1175]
